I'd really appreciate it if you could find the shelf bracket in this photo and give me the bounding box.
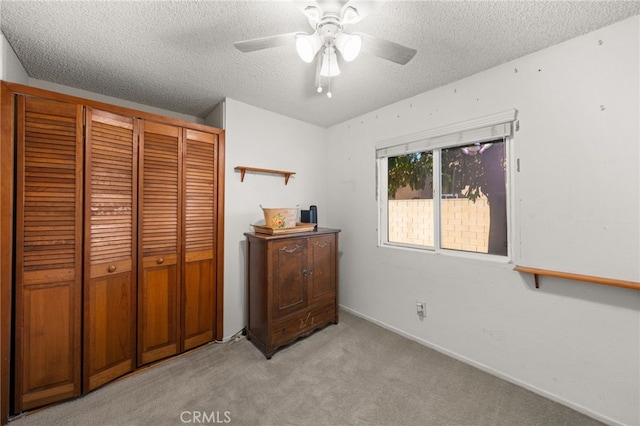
[283,172,293,185]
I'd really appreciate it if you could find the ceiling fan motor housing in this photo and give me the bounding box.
[316,15,342,44]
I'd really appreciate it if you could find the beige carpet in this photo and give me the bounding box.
[10,310,602,426]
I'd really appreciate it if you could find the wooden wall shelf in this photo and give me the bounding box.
[234,166,295,185]
[514,265,640,291]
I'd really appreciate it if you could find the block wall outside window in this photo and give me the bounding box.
[388,198,490,253]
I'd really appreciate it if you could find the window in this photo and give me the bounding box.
[377,110,516,257]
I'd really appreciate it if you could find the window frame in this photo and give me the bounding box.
[376,110,518,262]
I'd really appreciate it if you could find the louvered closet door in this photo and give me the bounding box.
[14,96,83,411]
[84,109,137,391]
[182,129,217,350]
[138,121,182,366]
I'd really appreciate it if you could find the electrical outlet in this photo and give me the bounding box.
[416,301,426,318]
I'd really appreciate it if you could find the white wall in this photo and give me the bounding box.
[220,98,327,338]
[1,32,28,83]
[325,16,639,426]
[206,100,225,130]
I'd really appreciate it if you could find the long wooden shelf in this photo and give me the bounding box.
[513,265,640,291]
[234,166,295,185]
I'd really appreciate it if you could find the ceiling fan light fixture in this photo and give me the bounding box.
[341,6,360,25]
[296,33,322,63]
[335,33,362,62]
[320,46,340,77]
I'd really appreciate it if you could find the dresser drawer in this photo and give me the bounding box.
[270,303,336,346]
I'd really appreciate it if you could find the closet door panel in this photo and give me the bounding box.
[14,96,83,411]
[138,121,181,365]
[84,109,137,391]
[139,255,179,364]
[182,129,217,350]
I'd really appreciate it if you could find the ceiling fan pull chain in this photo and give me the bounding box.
[316,50,323,93]
[327,44,333,98]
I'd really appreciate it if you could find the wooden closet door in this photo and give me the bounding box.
[14,96,83,411]
[83,109,137,391]
[138,121,182,365]
[182,129,217,350]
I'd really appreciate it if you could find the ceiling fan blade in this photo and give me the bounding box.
[354,32,417,65]
[292,0,321,13]
[292,0,322,15]
[234,32,299,52]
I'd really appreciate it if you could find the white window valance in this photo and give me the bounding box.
[376,109,517,158]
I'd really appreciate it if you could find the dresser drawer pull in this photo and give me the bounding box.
[108,265,116,273]
[157,258,164,265]
[281,244,302,254]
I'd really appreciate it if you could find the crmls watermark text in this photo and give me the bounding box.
[180,411,232,424]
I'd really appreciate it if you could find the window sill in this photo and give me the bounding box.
[378,242,512,265]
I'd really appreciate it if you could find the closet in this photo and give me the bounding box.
[0,82,225,418]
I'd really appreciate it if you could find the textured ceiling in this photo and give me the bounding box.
[2,0,640,128]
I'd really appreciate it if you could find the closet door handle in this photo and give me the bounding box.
[157,258,164,265]
[108,265,117,273]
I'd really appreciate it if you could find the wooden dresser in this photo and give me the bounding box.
[244,228,340,359]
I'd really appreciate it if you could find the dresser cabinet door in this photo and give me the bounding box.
[138,121,181,365]
[182,129,218,350]
[83,109,137,391]
[270,238,308,319]
[14,96,83,411]
[307,234,337,306]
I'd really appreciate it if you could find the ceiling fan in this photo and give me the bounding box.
[233,0,417,98]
